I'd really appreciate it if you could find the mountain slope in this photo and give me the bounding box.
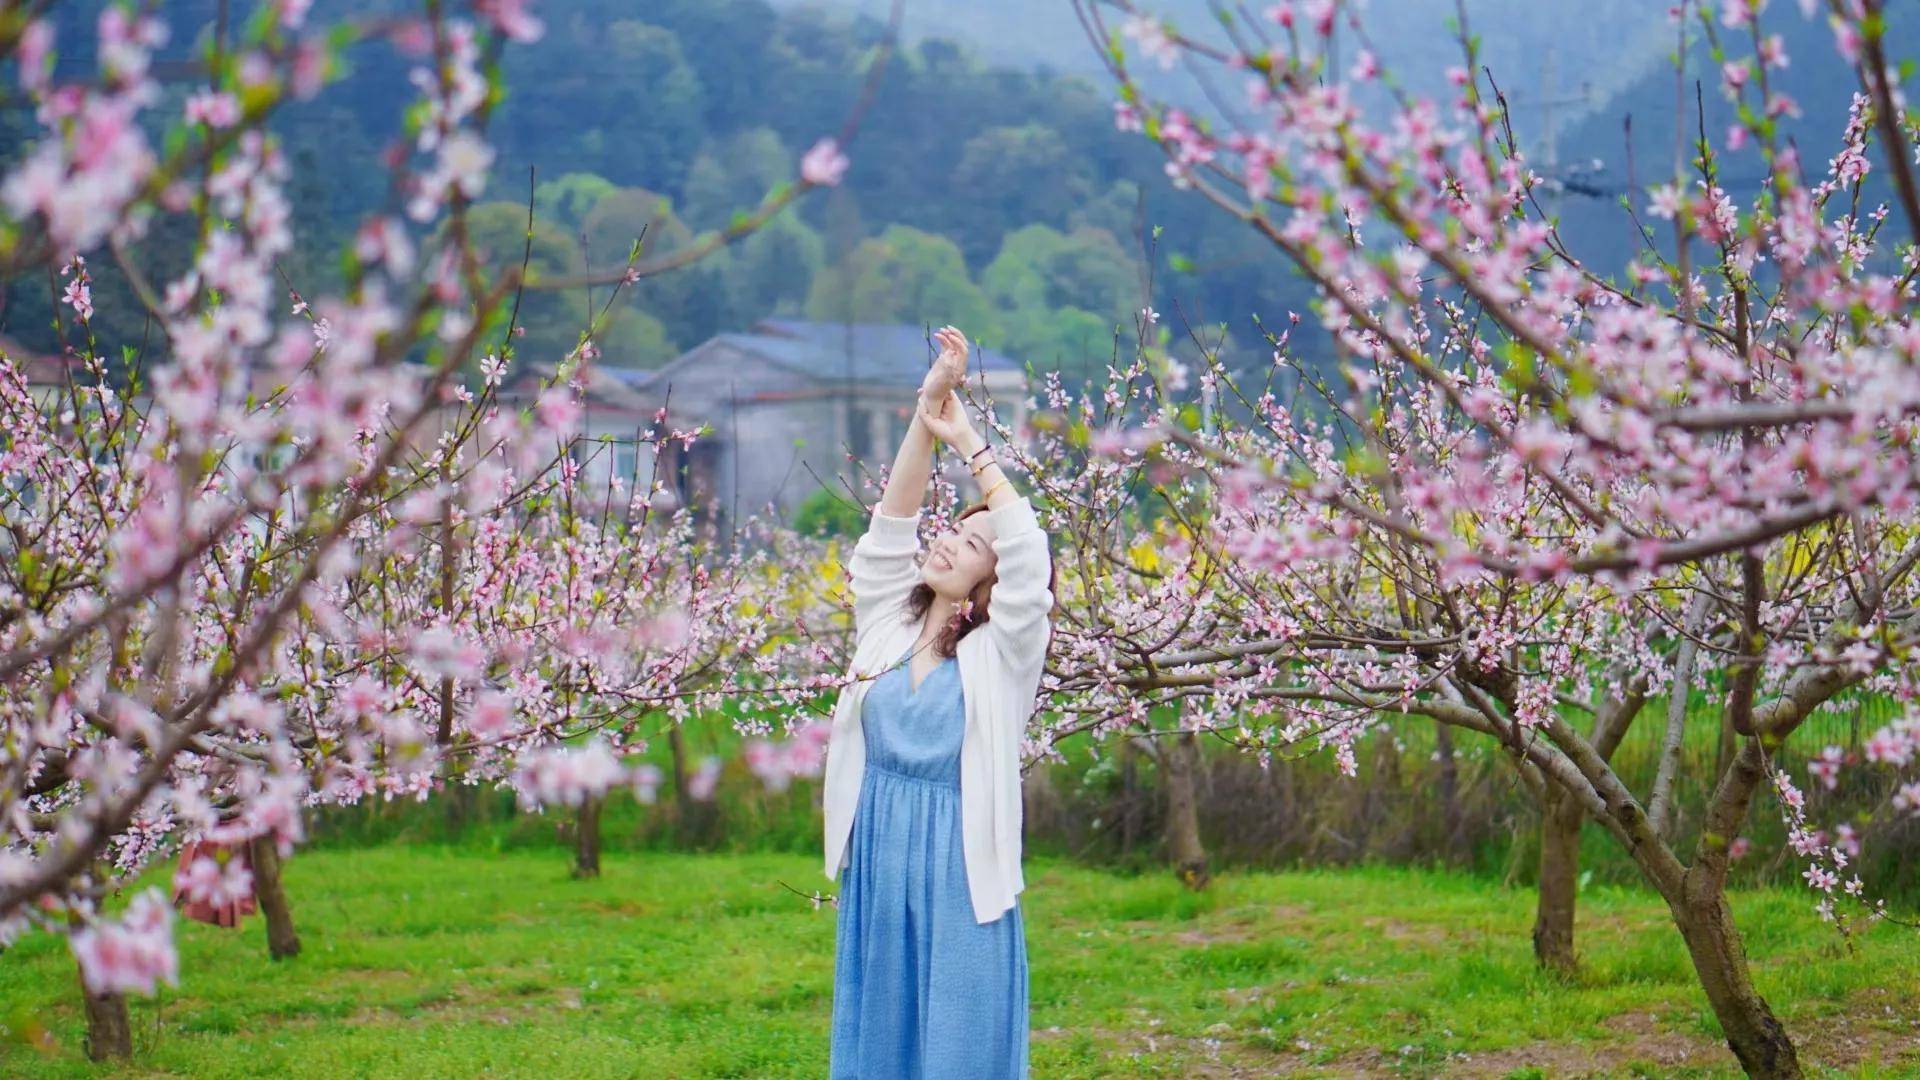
[767,0,1674,139]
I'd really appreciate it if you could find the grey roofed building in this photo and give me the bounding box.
[581,318,1032,528]
[2,334,87,411]
[656,319,1026,388]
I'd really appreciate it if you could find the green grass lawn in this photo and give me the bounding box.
[1,845,1916,1078]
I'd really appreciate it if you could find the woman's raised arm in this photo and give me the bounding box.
[917,384,1053,674]
[876,326,969,518]
[849,327,973,641]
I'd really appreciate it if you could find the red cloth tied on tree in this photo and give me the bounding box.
[170,839,258,928]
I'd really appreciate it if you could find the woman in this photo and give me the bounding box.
[823,326,1054,1079]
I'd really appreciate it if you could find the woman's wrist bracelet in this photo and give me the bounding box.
[980,477,1010,503]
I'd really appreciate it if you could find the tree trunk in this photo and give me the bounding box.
[72,904,131,1062]
[435,481,462,836]
[1162,730,1210,890]
[573,794,603,879]
[1650,592,1709,840]
[442,779,478,835]
[1671,879,1803,1078]
[667,723,713,847]
[1433,721,1464,865]
[1533,782,1583,973]
[249,836,301,960]
[669,722,691,820]
[1278,756,1297,860]
[1713,708,1739,785]
[79,971,131,1062]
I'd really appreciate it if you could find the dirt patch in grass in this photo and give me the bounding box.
[1033,1025,1461,1080]
[1162,905,1321,947]
[1791,987,1920,1073]
[1131,903,1322,948]
[1218,986,1271,1009]
[1251,903,1318,924]
[1036,1011,1486,1079]
[1443,1010,1730,1078]
[248,979,588,1032]
[1581,910,1679,937]
[1040,994,1920,1078]
[1035,1021,1305,1078]
[1367,917,1457,947]
[1441,1000,1920,1079]
[575,898,652,917]
[1173,926,1259,946]
[315,966,420,987]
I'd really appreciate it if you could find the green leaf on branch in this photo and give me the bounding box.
[1499,341,1536,393]
[1565,363,1596,399]
[1344,444,1387,478]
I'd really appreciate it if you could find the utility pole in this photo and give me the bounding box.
[1504,45,1594,205]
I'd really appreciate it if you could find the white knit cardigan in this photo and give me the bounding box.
[821,495,1054,924]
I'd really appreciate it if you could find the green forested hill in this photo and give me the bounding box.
[3,0,1305,382]
[2,1,1903,386]
[771,0,1676,131]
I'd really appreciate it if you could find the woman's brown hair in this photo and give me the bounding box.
[902,502,1057,659]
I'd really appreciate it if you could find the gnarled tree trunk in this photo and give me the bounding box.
[1671,874,1802,1078]
[1162,730,1210,890]
[249,836,301,960]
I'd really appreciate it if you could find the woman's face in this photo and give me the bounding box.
[920,514,999,600]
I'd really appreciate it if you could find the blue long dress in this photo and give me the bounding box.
[830,646,1030,1079]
